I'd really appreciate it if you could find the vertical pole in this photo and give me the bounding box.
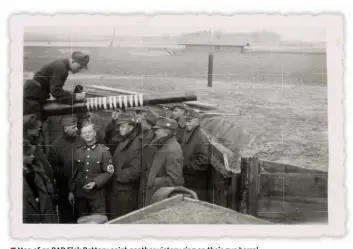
[208,53,214,87]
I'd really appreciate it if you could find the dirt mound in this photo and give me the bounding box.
[201,116,251,154]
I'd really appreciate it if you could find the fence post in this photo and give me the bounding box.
[208,53,213,87]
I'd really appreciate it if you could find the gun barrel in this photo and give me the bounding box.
[43,92,197,116]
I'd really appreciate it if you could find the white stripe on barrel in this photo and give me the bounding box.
[86,100,90,111]
[113,96,117,109]
[98,97,101,109]
[118,96,122,108]
[90,98,94,111]
[103,97,107,110]
[124,96,128,108]
[109,96,113,109]
[139,94,143,106]
[129,95,133,107]
[134,95,139,106]
[94,97,98,111]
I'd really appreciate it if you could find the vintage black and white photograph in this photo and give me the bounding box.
[10,14,344,238]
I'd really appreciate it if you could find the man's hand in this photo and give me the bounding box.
[75,92,86,101]
[83,182,96,191]
[68,192,75,206]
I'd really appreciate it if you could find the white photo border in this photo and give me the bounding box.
[9,13,345,238]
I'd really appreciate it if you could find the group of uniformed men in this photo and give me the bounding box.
[22,51,210,223]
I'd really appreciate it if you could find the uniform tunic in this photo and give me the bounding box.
[69,143,114,218]
[23,59,75,117]
[181,126,210,201]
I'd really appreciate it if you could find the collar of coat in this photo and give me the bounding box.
[150,134,175,149]
[177,116,186,128]
[82,141,99,150]
[140,129,155,147]
[182,125,199,144]
[117,130,139,151]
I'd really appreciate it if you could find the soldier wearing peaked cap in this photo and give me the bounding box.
[23,51,90,120]
[139,109,158,147]
[170,103,187,144]
[140,116,184,207]
[68,122,114,218]
[181,109,210,202]
[47,115,83,223]
[107,112,143,219]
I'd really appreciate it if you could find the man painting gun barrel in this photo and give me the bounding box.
[23,51,89,120]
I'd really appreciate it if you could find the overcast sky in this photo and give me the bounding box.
[25,15,326,42]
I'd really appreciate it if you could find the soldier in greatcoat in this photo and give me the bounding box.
[48,115,82,223]
[181,109,210,201]
[140,117,184,207]
[23,114,57,220]
[107,113,142,220]
[23,138,56,223]
[170,103,187,144]
[68,122,114,218]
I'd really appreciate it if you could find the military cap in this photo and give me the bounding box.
[148,105,167,117]
[185,109,202,120]
[23,114,42,131]
[116,112,136,125]
[171,103,186,110]
[72,51,90,69]
[60,115,78,127]
[144,109,159,126]
[153,117,178,130]
[77,214,108,224]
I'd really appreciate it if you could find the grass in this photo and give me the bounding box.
[23,46,328,171]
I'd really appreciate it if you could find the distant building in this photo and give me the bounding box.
[180,42,250,53]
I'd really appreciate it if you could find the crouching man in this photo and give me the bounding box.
[68,122,114,218]
[107,113,142,220]
[181,109,210,201]
[141,117,184,207]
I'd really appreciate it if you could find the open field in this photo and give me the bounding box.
[23,46,328,171]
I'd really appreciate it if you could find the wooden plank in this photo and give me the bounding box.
[260,160,327,175]
[261,196,328,204]
[239,157,250,214]
[248,157,260,217]
[257,199,328,224]
[106,194,184,224]
[184,197,271,224]
[259,173,328,198]
[227,174,241,211]
[207,133,242,176]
